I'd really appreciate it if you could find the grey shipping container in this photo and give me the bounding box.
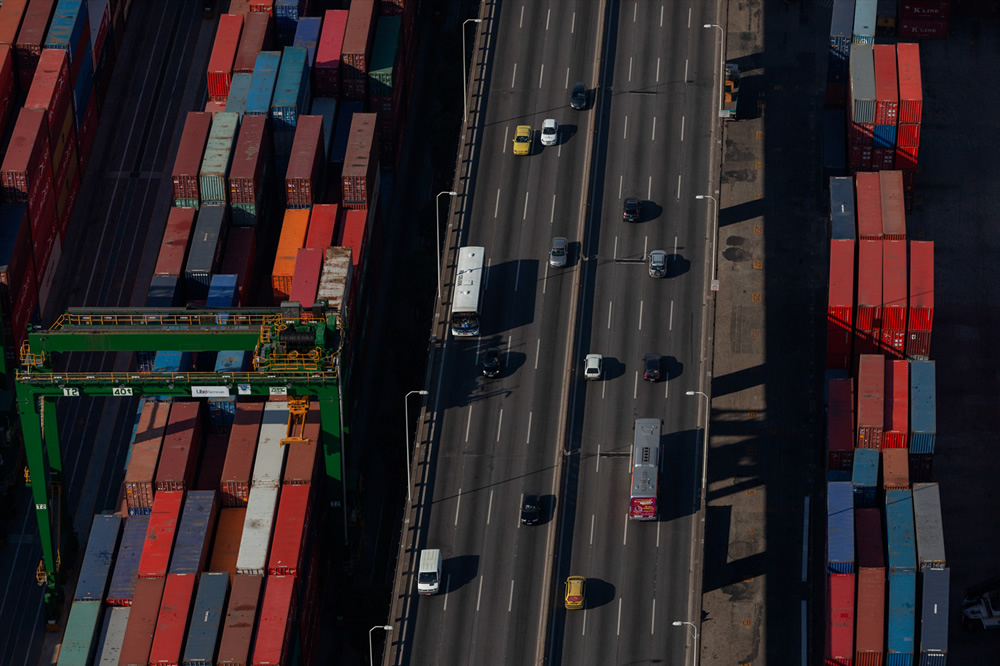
[251,403,290,488]
[169,490,219,575]
[184,202,229,302]
[236,485,280,575]
[849,44,875,124]
[199,112,240,204]
[74,514,122,601]
[317,247,352,314]
[107,515,150,605]
[181,572,230,665]
[912,483,946,572]
[56,600,103,666]
[97,607,130,665]
[919,567,949,664]
[829,177,856,240]
[225,73,253,117]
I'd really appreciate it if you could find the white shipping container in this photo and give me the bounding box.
[236,485,280,576]
[912,482,946,572]
[252,403,289,487]
[97,607,130,665]
[852,0,876,43]
[317,247,353,314]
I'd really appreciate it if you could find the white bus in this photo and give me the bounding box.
[629,418,661,520]
[450,246,485,337]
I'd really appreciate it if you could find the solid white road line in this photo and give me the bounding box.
[487,489,494,524]
[455,488,462,525]
[497,408,503,442]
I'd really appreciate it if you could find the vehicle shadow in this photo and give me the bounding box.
[640,200,663,223]
[667,253,691,278]
[443,554,480,592]
[659,429,701,520]
[664,356,684,381]
[599,356,627,381]
[481,259,537,336]
[582,578,616,609]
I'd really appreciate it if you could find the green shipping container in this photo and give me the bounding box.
[199,112,241,205]
[57,600,103,666]
[368,17,401,99]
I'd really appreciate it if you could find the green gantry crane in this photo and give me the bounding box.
[15,306,347,626]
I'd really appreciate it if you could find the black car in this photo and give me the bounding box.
[481,347,502,378]
[643,354,662,382]
[521,494,540,525]
[570,82,587,110]
[623,198,641,223]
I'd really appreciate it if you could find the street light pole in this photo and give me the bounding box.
[435,191,458,301]
[462,18,484,122]
[685,390,710,503]
[369,624,393,666]
[703,23,725,118]
[404,390,429,503]
[672,620,700,666]
[695,194,719,292]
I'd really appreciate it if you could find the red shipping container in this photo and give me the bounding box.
[13,0,56,91]
[854,172,882,240]
[196,432,230,492]
[874,147,895,170]
[856,240,883,355]
[898,18,949,39]
[0,46,14,135]
[907,239,934,328]
[2,108,54,214]
[827,239,855,334]
[901,0,950,18]
[52,124,78,228]
[220,226,257,306]
[148,573,197,666]
[883,359,909,449]
[234,11,274,73]
[0,204,38,365]
[154,207,196,277]
[896,43,923,124]
[883,448,909,489]
[218,574,264,666]
[315,10,348,97]
[24,49,71,159]
[895,145,918,171]
[848,121,874,146]
[137,490,184,578]
[75,93,98,171]
[879,171,905,240]
[306,203,339,248]
[204,99,227,115]
[170,112,213,205]
[881,240,907,356]
[267,484,312,576]
[220,401,263,507]
[207,13,243,101]
[124,399,171,513]
[155,401,204,492]
[251,575,298,666]
[209,508,247,583]
[30,180,58,288]
[228,114,270,206]
[856,354,884,449]
[341,113,379,208]
[341,0,376,100]
[872,45,898,126]
[119,577,166,666]
[855,508,885,662]
[229,0,251,12]
[283,407,320,485]
[289,248,324,309]
[286,116,324,209]
[0,2,29,56]
[826,573,855,664]
[828,378,855,472]
[896,123,920,148]
[249,0,273,14]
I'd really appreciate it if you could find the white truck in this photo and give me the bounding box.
[417,549,442,595]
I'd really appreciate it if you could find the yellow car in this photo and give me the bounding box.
[513,125,532,155]
[564,576,586,610]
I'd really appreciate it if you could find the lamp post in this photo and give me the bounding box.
[462,18,484,122]
[672,620,699,666]
[695,194,719,292]
[404,390,429,503]
[703,23,725,118]
[686,390,710,502]
[369,624,393,666]
[436,191,458,301]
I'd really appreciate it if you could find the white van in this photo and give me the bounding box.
[417,549,442,595]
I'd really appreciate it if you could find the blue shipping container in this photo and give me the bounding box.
[827,481,854,573]
[852,448,878,509]
[331,101,364,164]
[829,0,855,82]
[886,489,916,573]
[829,176,856,240]
[276,0,308,45]
[72,48,95,128]
[74,514,122,601]
[145,274,181,307]
[292,16,322,66]
[152,351,193,373]
[853,0,876,44]
[910,361,936,454]
[206,274,240,308]
[225,72,254,118]
[246,51,282,116]
[888,570,916,661]
[874,124,897,149]
[919,567,948,663]
[106,515,149,604]
[182,572,230,664]
[169,491,218,574]
[45,0,90,65]
[272,46,311,155]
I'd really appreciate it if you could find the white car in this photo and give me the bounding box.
[648,250,667,278]
[540,118,558,146]
[583,354,603,380]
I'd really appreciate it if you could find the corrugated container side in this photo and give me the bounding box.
[909,361,936,453]
[169,490,218,575]
[306,203,338,248]
[887,571,916,658]
[883,448,909,490]
[855,172,883,240]
[107,515,149,606]
[341,112,378,207]
[233,10,273,73]
[184,202,228,301]
[154,400,204,493]
[199,112,240,204]
[154,207,196,277]
[208,508,247,584]
[271,45,310,147]
[56,599,102,666]
[245,50,281,115]
[124,400,171,514]
[221,402,264,507]
[856,240,883,351]
[236,485,280,575]
[827,378,855,471]
[0,46,15,137]
[0,203,38,361]
[896,42,922,124]
[251,575,297,666]
[267,483,311,575]
[881,240,907,356]
[217,574,263,666]
[856,566,886,660]
[171,112,213,207]
[886,489,916,573]
[181,572,230,666]
[207,13,243,100]
[872,44,898,125]
[340,0,376,100]
[271,208,310,302]
[137,490,184,579]
[851,448,879,509]
[285,115,324,208]
[224,71,252,116]
[118,577,166,666]
[856,354,884,448]
[827,482,855,573]
[879,171,906,240]
[289,248,324,308]
[24,49,72,161]
[317,246,353,319]
[13,0,58,91]
[883,359,909,449]
[907,241,933,334]
[829,176,856,240]
[849,43,876,123]
[827,572,855,663]
[911,483,946,572]
[147,573,197,666]
[74,514,122,601]
[228,114,270,208]
[283,408,320,484]
[314,10,348,96]
[96,606,129,664]
[827,239,855,334]
[919,567,948,658]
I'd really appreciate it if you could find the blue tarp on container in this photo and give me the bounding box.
[919,567,949,664]
[145,275,181,307]
[910,361,936,454]
[886,489,916,573]
[45,0,90,66]
[276,0,308,45]
[225,72,253,118]
[169,491,218,574]
[246,51,282,116]
[292,16,322,65]
[874,124,897,149]
[827,481,855,573]
[331,101,364,164]
[72,48,95,128]
[829,0,855,83]
[74,514,122,601]
[272,46,311,155]
[106,515,149,604]
[181,572,230,665]
[829,177,856,240]
[852,448,878,509]
[888,571,916,661]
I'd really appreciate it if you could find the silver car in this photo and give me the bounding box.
[648,250,667,278]
[584,354,603,380]
[550,237,567,267]
[541,118,558,146]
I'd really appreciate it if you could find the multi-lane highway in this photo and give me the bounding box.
[391,1,720,664]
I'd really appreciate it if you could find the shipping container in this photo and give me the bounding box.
[0,203,38,360]
[236,485,279,576]
[886,488,916,573]
[872,44,898,126]
[884,359,909,449]
[275,0,306,44]
[221,402,264,507]
[826,0,853,83]
[171,112,213,208]
[901,0,950,19]
[252,575,298,665]
[185,202,228,301]
[124,399,171,514]
[137,490,184,579]
[827,481,855,573]
[856,239,882,355]
[271,208,310,302]
[855,172,882,239]
[148,573,197,666]
[368,16,401,98]
[220,227,256,303]
[245,50,281,116]
[234,11,274,74]
[309,97,337,161]
[228,114,270,227]
[898,17,948,39]
[217,574,263,666]
[896,43,922,124]
[267,483,311,575]
[306,203,338,248]
[0,45,15,136]
[199,112,240,204]
[284,407,320,484]
[155,401,204,493]
[909,360,936,454]
[341,0,376,100]
[855,507,886,663]
[24,49,73,168]
[888,571,916,661]
[0,2,30,64]
[827,238,854,337]
[107,515,150,606]
[285,115,324,208]
[912,482,945,572]
[96,606,129,664]
[852,448,879,509]
[208,508,247,583]
[849,43,875,123]
[856,354,884,448]
[13,0,58,91]
[181,572,230,666]
[196,432,230,493]
[74,514,122,601]
[317,246,353,318]
[1,107,56,228]
[883,448,909,490]
[823,109,848,181]
[881,240,907,356]
[829,177,856,240]
[154,207,196,277]
[909,452,933,485]
[208,13,243,100]
[169,490,218,575]
[907,241,933,357]
[152,350,192,374]
[118,576,166,666]
[828,378,855,472]
[853,0,876,42]
[314,10,347,97]
[57,599,102,666]
[827,573,855,664]
[225,71,252,117]
[330,101,363,165]
[292,15,321,65]
[880,172,906,241]
[919,567,948,663]
[341,112,378,208]
[271,46,311,155]
[897,121,920,148]
[43,0,90,76]
[253,402,290,487]
[289,248,323,308]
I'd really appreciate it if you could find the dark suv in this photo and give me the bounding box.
[643,354,662,382]
[570,82,587,109]
[622,198,641,223]
[481,347,502,378]
[521,494,540,525]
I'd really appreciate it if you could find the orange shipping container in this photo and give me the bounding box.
[882,448,909,490]
[208,507,248,584]
[271,208,310,302]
